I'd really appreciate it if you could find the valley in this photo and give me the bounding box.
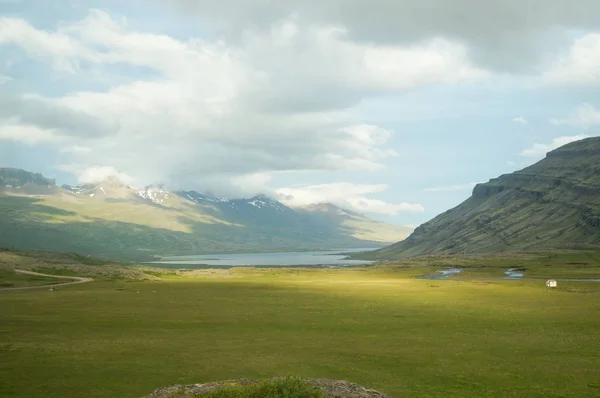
[0,169,412,260]
[3,4,599,397]
[1,248,600,398]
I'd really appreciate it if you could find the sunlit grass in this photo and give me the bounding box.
[1,263,599,398]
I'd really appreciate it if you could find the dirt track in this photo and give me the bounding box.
[0,269,92,292]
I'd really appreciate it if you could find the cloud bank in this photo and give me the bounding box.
[1,1,599,215]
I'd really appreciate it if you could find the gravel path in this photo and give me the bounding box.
[0,269,92,292]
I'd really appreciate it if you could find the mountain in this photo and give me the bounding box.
[0,169,412,260]
[1,168,57,195]
[299,203,413,243]
[375,137,600,259]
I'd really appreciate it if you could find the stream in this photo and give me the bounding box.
[415,268,600,283]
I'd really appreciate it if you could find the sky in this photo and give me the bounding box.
[0,0,599,227]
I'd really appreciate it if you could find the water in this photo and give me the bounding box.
[414,268,462,280]
[415,268,600,283]
[151,248,377,268]
[504,268,524,279]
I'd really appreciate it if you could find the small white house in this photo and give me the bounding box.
[546,279,558,288]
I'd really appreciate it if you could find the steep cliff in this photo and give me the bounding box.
[376,137,600,259]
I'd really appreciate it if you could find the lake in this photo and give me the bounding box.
[151,248,377,268]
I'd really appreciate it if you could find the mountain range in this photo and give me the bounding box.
[0,168,412,260]
[374,136,600,259]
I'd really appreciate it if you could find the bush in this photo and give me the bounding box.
[198,377,325,398]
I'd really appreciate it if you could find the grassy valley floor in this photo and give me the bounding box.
[1,252,600,397]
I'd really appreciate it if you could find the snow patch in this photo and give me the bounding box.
[136,187,168,204]
[248,200,264,208]
[99,187,107,195]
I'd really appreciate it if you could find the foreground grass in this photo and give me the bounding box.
[1,264,599,398]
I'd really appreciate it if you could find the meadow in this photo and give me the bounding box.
[1,252,600,397]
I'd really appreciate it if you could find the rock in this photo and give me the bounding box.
[143,378,394,398]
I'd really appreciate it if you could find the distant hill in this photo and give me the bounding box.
[0,169,412,260]
[375,137,600,259]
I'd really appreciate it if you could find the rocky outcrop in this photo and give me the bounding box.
[144,378,393,398]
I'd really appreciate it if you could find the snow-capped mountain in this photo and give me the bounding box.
[243,194,286,212]
[135,185,170,204]
[179,191,233,206]
[177,191,287,212]
[1,168,413,260]
[62,184,96,196]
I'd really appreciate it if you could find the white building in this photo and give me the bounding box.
[546,279,558,288]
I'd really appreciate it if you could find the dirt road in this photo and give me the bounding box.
[0,269,93,292]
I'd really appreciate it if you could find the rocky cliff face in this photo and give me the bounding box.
[0,168,55,187]
[376,137,600,259]
[0,168,57,195]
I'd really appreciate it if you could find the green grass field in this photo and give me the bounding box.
[0,269,63,288]
[1,257,600,398]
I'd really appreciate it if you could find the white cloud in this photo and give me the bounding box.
[0,75,12,84]
[60,145,92,155]
[57,164,135,185]
[544,33,600,86]
[551,103,600,128]
[520,135,590,158]
[169,0,600,73]
[230,173,274,196]
[0,10,489,192]
[0,17,90,73]
[423,183,477,192]
[276,183,424,215]
[512,116,528,125]
[0,122,62,144]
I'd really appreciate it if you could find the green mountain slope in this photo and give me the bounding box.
[375,137,600,259]
[0,170,411,260]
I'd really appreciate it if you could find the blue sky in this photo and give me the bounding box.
[0,0,599,227]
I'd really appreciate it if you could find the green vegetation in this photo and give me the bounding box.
[376,137,600,259]
[370,250,600,280]
[0,269,61,288]
[0,191,397,261]
[0,249,155,281]
[1,252,600,398]
[200,378,324,398]
[0,168,412,261]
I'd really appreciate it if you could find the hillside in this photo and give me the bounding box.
[0,169,411,260]
[375,137,600,259]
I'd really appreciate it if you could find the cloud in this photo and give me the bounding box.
[543,33,600,86]
[0,10,489,191]
[520,135,590,158]
[0,17,90,73]
[0,75,12,84]
[551,103,600,127]
[57,164,135,185]
[0,122,62,145]
[423,182,477,192]
[230,173,274,196]
[60,145,92,155]
[167,0,600,72]
[0,95,116,140]
[512,116,528,125]
[276,183,424,215]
